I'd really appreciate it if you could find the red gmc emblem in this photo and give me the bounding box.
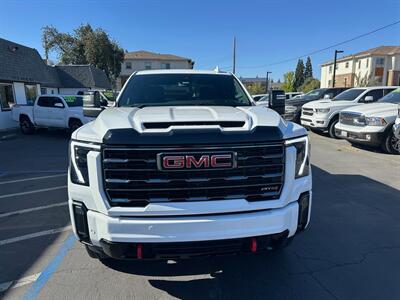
[157,152,236,171]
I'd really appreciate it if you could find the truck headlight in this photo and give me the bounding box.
[285,136,310,178]
[315,108,330,114]
[70,141,100,186]
[365,117,387,126]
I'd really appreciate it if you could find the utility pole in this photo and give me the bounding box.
[266,71,272,93]
[332,50,344,87]
[232,36,236,74]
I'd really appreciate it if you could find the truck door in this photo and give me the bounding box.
[49,96,66,127]
[34,96,52,126]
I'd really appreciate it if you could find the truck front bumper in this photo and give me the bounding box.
[71,192,310,259]
[300,113,329,130]
[335,123,385,146]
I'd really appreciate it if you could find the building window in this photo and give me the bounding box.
[162,63,171,69]
[0,83,15,111]
[328,80,332,87]
[126,61,132,69]
[345,62,349,68]
[41,87,47,95]
[25,84,37,105]
[145,62,152,70]
[375,57,385,66]
[335,64,338,70]
[358,60,361,69]
[329,66,332,73]
[366,58,369,68]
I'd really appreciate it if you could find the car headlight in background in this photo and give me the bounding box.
[285,105,297,113]
[70,141,100,186]
[365,117,387,126]
[315,108,330,114]
[285,136,310,178]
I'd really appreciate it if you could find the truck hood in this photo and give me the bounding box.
[341,102,398,118]
[73,106,306,143]
[303,99,357,110]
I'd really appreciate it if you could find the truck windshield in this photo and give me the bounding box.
[333,89,365,101]
[378,89,400,104]
[118,74,252,107]
[63,96,83,107]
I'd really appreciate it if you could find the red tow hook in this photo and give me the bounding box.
[250,237,257,253]
[137,244,143,259]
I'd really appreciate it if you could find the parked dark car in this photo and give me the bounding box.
[284,87,349,123]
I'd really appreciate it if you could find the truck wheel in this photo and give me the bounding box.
[382,131,400,154]
[85,245,109,260]
[20,116,35,135]
[328,117,339,139]
[69,119,83,132]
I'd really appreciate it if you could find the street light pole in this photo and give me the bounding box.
[232,36,236,74]
[266,71,272,93]
[332,50,344,87]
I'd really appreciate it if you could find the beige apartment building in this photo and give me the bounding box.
[320,46,400,88]
[117,50,194,90]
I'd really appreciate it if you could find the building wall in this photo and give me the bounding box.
[320,55,400,87]
[117,59,193,90]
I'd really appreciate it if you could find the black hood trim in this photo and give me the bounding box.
[103,127,283,146]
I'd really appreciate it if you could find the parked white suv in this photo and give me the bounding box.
[12,94,94,134]
[301,86,397,138]
[335,88,400,154]
[69,70,312,260]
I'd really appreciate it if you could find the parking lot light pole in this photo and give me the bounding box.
[332,50,344,87]
[266,71,272,93]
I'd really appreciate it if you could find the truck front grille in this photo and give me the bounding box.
[302,108,314,116]
[340,112,364,126]
[102,143,285,207]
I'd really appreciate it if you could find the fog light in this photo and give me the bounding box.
[297,192,310,232]
[73,202,90,244]
[366,134,371,141]
[316,121,324,124]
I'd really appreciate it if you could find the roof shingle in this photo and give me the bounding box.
[124,50,192,62]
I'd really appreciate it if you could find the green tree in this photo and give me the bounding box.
[299,77,320,93]
[304,57,313,79]
[281,71,295,92]
[245,82,265,95]
[293,59,305,91]
[42,24,125,84]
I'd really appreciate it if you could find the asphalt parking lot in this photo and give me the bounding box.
[0,129,399,300]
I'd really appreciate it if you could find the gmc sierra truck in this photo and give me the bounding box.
[69,70,312,260]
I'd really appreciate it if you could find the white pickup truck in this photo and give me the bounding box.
[301,86,398,138]
[69,70,312,261]
[12,94,93,134]
[335,88,400,154]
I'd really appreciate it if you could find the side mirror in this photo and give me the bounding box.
[83,91,103,118]
[54,102,64,108]
[323,94,332,100]
[364,96,374,103]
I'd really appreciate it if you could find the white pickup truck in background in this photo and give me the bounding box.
[12,94,93,134]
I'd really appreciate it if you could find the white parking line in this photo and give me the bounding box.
[0,173,66,185]
[0,273,41,293]
[0,226,72,246]
[0,202,68,219]
[0,186,67,199]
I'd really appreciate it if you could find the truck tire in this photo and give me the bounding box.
[85,245,109,260]
[328,117,339,139]
[382,130,400,154]
[19,116,35,135]
[69,119,83,132]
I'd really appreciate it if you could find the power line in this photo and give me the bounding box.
[237,19,400,69]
